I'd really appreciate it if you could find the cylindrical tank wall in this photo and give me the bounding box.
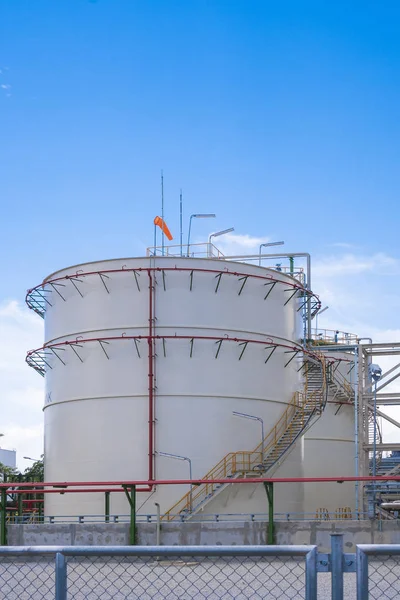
[303,351,356,514]
[41,257,305,516]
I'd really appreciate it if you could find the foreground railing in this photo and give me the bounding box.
[1,536,400,599]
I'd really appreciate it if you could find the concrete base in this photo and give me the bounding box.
[8,520,400,551]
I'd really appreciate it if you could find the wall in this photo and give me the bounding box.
[8,520,400,552]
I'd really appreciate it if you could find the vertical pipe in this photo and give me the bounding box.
[306,254,312,343]
[0,488,6,546]
[186,216,193,257]
[188,459,193,512]
[289,256,294,275]
[373,380,377,512]
[55,553,67,600]
[154,502,161,546]
[354,347,359,517]
[148,270,154,483]
[105,491,110,523]
[331,533,344,600]
[260,420,265,464]
[161,172,164,256]
[180,190,183,257]
[153,224,157,256]
[130,486,136,545]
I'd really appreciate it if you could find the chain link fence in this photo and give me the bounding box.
[67,554,306,599]
[368,556,400,599]
[0,554,54,600]
[5,541,400,599]
[357,546,400,599]
[0,546,316,599]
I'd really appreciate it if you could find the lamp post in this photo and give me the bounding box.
[23,457,40,462]
[369,363,382,514]
[208,227,235,257]
[233,411,265,463]
[258,241,285,266]
[315,306,329,333]
[187,214,216,256]
[158,451,193,511]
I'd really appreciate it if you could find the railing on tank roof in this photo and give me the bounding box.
[311,328,358,346]
[146,243,306,283]
[146,242,225,259]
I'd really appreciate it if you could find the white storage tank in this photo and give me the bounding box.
[27,256,310,517]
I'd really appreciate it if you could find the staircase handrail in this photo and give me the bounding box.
[332,368,354,400]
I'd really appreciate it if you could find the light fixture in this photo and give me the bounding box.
[259,241,285,266]
[187,214,216,256]
[208,228,235,256]
[233,411,265,462]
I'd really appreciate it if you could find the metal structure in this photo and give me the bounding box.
[312,340,400,517]
[26,255,323,518]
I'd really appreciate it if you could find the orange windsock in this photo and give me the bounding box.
[154,216,173,241]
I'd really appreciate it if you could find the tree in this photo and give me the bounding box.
[23,456,44,482]
[0,462,18,482]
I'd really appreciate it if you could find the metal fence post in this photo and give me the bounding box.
[105,491,110,523]
[356,547,368,600]
[55,552,67,600]
[331,533,344,600]
[305,546,317,600]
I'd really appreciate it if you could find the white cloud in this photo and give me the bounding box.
[215,233,281,257]
[0,301,44,470]
[329,242,358,249]
[313,253,399,277]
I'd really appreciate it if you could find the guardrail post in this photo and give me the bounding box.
[0,488,7,545]
[263,482,275,544]
[356,547,368,600]
[331,533,344,600]
[55,552,67,600]
[105,491,110,523]
[305,546,317,600]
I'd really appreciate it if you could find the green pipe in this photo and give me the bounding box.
[0,488,7,546]
[264,482,275,545]
[289,256,294,275]
[123,485,137,545]
[105,492,110,523]
[130,486,136,545]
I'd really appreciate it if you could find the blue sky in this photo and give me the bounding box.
[1,0,400,466]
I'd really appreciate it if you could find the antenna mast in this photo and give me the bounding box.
[180,189,183,256]
[161,171,165,256]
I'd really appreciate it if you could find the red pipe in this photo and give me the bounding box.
[26,265,321,307]
[1,475,400,490]
[147,269,154,484]
[27,334,323,362]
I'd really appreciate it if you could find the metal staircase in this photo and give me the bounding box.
[326,364,354,404]
[163,357,327,521]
